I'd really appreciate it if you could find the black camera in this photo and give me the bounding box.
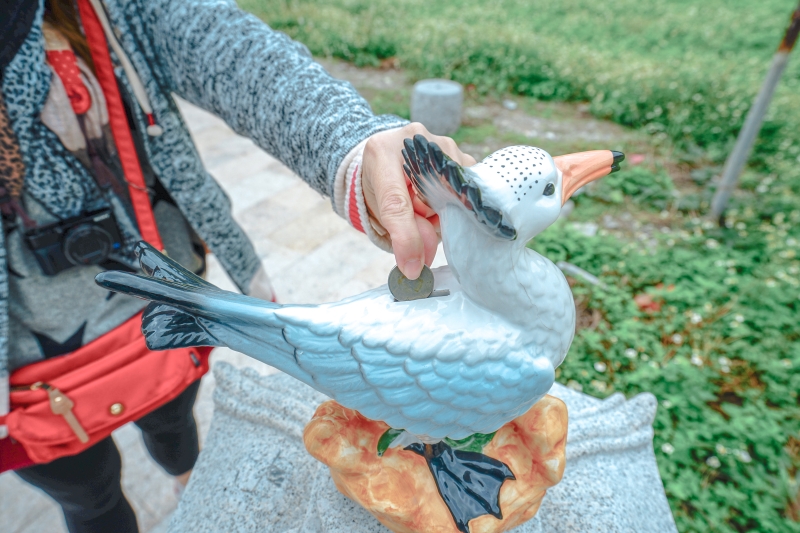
[24,208,123,276]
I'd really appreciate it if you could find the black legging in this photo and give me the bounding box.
[14,379,202,533]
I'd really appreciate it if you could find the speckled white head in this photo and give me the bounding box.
[468,146,562,242]
[402,135,621,244]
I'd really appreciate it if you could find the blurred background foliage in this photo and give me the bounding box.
[243,0,800,176]
[241,1,800,531]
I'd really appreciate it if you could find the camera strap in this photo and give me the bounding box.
[75,114,128,201]
[75,0,163,249]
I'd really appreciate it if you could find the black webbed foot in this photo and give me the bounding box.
[406,441,515,533]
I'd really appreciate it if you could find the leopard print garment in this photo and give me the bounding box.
[0,95,25,200]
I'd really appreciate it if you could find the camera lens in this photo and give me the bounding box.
[63,224,114,266]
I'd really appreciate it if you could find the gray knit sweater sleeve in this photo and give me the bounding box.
[141,0,406,196]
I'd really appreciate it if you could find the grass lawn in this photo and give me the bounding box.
[241,1,800,531]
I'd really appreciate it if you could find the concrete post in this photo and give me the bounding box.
[410,79,463,135]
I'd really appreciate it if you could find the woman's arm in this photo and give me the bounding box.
[141,0,405,197]
[135,0,476,280]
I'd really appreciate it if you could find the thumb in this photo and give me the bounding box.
[376,180,425,279]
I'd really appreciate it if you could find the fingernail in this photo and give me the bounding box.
[403,259,422,280]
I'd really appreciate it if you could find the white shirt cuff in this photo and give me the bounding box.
[333,135,395,253]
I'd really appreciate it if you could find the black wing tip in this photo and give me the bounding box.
[94,270,113,287]
[465,184,483,210]
[133,240,158,258]
[133,240,214,289]
[429,142,446,172]
[142,302,220,350]
[412,133,429,150]
[401,137,519,241]
[498,224,517,240]
[403,137,416,155]
[94,270,145,293]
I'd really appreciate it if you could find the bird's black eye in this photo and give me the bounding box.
[543,183,555,196]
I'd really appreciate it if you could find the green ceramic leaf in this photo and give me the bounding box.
[444,432,497,453]
[377,428,404,456]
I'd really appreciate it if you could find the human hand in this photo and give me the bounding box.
[361,123,476,280]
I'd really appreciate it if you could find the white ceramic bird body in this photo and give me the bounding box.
[212,261,565,442]
[97,139,620,443]
[97,139,621,531]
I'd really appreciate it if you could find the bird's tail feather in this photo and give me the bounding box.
[134,241,215,289]
[140,303,218,350]
[95,242,278,351]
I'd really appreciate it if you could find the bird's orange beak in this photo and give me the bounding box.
[554,150,624,205]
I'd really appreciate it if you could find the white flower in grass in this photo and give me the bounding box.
[705,239,719,249]
[566,380,583,392]
[734,314,744,323]
[661,400,672,408]
[715,443,727,455]
[734,450,752,463]
[661,443,675,455]
[690,313,702,324]
[590,380,607,392]
[718,357,731,366]
[706,456,721,468]
[624,348,637,359]
[594,362,607,373]
[690,355,703,367]
[671,334,683,345]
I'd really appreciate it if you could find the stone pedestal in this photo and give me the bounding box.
[410,80,463,135]
[168,363,678,533]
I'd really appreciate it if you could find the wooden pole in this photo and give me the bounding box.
[710,3,800,223]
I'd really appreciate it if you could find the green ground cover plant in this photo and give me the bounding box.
[241,1,800,530]
[535,178,800,532]
[242,0,800,180]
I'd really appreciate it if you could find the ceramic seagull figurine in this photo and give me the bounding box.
[96,137,622,533]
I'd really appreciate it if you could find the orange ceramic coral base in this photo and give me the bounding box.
[303,397,568,533]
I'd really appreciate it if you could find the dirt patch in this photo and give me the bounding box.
[319,59,408,94]
[465,101,625,143]
[319,58,642,157]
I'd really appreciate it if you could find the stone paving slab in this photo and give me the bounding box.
[0,96,402,532]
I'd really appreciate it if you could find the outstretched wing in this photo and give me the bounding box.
[402,135,516,240]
